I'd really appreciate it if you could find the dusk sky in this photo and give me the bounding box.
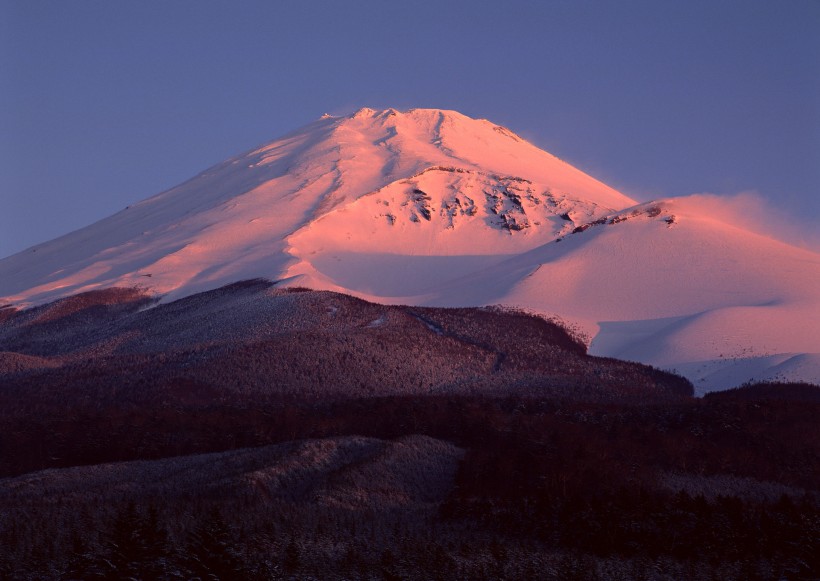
[1,0,818,258]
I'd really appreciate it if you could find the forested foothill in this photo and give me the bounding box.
[0,282,817,579]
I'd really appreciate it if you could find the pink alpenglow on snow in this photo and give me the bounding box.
[1,108,818,391]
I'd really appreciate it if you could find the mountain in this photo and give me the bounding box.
[0,108,631,307]
[1,107,818,391]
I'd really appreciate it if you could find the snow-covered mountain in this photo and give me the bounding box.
[1,107,818,391]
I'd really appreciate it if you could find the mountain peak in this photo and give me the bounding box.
[336,107,525,146]
[351,106,378,118]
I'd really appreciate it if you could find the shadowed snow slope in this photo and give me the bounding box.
[1,108,817,391]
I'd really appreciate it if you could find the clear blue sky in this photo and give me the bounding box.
[1,0,818,257]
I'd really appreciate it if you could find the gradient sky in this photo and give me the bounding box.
[1,0,818,258]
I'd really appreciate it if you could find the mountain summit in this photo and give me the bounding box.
[1,108,818,391]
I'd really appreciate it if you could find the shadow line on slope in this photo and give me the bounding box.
[307,251,517,297]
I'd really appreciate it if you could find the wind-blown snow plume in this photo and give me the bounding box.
[679,192,820,252]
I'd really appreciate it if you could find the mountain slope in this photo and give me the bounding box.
[421,199,820,392]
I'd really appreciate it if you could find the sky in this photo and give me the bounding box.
[1,0,818,258]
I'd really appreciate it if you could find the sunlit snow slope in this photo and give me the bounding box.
[422,199,820,393]
[1,108,817,391]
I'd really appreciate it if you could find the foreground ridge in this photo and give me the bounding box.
[1,281,818,579]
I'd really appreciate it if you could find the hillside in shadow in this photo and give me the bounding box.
[1,282,817,579]
[0,281,689,477]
